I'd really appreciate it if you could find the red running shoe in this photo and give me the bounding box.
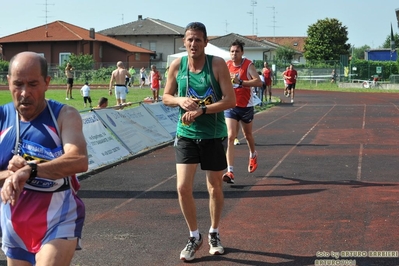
[248,153,258,173]
[222,172,234,184]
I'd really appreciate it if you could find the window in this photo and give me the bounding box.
[135,53,140,60]
[149,41,157,52]
[59,53,71,65]
[136,42,142,47]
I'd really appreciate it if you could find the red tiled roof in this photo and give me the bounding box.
[0,20,153,54]
[250,36,307,53]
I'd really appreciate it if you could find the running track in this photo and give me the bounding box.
[1,89,398,266]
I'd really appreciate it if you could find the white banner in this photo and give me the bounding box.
[141,102,179,137]
[80,112,131,173]
[93,106,172,154]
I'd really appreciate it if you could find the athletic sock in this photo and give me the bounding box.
[209,227,219,234]
[190,230,200,241]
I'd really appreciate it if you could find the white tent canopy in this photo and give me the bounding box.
[166,43,231,66]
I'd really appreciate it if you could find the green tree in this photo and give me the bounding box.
[304,18,350,63]
[382,33,399,49]
[59,53,94,71]
[0,60,9,72]
[351,45,370,60]
[275,45,296,63]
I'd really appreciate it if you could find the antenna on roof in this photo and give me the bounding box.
[247,0,257,35]
[121,14,124,24]
[266,6,280,40]
[39,0,54,29]
[225,20,229,34]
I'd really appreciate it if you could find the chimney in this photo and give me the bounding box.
[89,28,95,39]
[138,15,143,20]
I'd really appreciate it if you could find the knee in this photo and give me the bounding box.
[177,184,192,198]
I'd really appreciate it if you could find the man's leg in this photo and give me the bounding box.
[206,169,224,230]
[176,163,198,231]
[35,238,77,266]
[241,121,255,155]
[206,169,225,256]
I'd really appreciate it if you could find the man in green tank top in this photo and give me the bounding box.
[163,22,236,262]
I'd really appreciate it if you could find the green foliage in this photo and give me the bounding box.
[304,18,350,63]
[91,67,114,81]
[59,53,95,71]
[382,33,399,49]
[275,45,296,62]
[0,60,9,72]
[351,58,399,80]
[351,45,370,60]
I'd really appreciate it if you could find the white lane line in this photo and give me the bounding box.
[263,104,337,178]
[357,104,366,181]
[84,174,177,225]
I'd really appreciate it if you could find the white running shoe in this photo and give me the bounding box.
[180,235,203,261]
[208,233,224,255]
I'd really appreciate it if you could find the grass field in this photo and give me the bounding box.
[0,85,161,112]
[0,81,398,112]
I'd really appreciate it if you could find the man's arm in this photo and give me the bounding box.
[34,105,88,179]
[2,105,88,205]
[245,63,262,88]
[109,71,115,95]
[163,58,182,108]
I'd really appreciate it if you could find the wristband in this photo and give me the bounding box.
[239,80,243,86]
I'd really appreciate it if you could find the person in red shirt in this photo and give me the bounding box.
[223,39,262,184]
[149,65,162,102]
[284,64,297,103]
[262,62,273,103]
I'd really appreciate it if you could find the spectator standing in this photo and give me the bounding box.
[0,51,88,266]
[222,39,262,184]
[149,65,162,102]
[331,69,336,83]
[262,62,273,103]
[65,62,74,100]
[162,22,235,262]
[139,67,147,88]
[109,61,131,106]
[128,66,136,87]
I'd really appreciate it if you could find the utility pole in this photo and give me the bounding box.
[247,0,257,35]
[225,20,229,34]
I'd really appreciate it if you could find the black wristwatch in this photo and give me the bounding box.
[200,105,207,115]
[239,79,243,86]
[27,163,37,182]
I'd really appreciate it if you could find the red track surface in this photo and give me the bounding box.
[1,89,398,266]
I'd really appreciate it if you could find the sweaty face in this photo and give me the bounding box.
[7,56,50,121]
[184,29,207,59]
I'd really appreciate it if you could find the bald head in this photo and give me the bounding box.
[117,61,124,68]
[8,52,48,81]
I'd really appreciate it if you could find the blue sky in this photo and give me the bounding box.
[1,0,398,49]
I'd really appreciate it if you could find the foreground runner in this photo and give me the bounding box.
[162,22,235,261]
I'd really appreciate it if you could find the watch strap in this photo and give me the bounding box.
[27,163,37,182]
